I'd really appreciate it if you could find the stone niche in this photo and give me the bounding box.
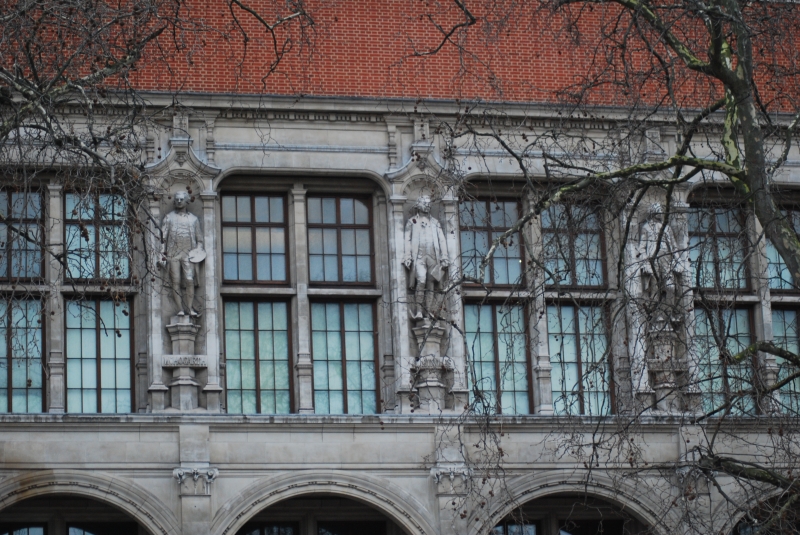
[401,193,458,413]
[149,181,219,412]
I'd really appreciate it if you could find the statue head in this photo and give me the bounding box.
[413,195,432,214]
[646,202,663,220]
[173,191,190,209]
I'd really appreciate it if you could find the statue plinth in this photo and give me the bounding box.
[647,321,680,412]
[162,315,206,412]
[411,321,451,413]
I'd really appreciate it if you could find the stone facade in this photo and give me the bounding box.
[1,95,800,535]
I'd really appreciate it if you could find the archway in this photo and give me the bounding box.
[234,495,408,535]
[729,496,800,535]
[212,470,438,535]
[0,470,180,535]
[476,472,666,535]
[0,495,146,535]
[489,493,651,535]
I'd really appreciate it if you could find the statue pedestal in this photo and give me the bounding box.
[162,315,208,412]
[411,321,452,414]
[648,323,680,413]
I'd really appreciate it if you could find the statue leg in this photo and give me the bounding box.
[182,259,196,316]
[168,260,184,314]
[413,261,427,320]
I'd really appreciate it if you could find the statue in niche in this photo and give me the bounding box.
[403,195,450,322]
[159,191,205,317]
[638,202,686,324]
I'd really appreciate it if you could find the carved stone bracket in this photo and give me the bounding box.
[430,464,471,496]
[173,467,219,497]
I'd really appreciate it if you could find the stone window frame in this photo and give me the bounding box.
[458,197,525,288]
[462,300,535,415]
[0,297,45,414]
[220,193,290,285]
[64,297,134,414]
[306,195,375,287]
[63,191,131,282]
[221,298,295,415]
[0,189,44,282]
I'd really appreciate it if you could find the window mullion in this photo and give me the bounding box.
[95,299,102,412]
[575,311,585,415]
[340,302,348,414]
[493,304,501,414]
[254,303,261,414]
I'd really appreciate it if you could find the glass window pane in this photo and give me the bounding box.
[237,196,251,222]
[354,199,369,224]
[270,197,284,223]
[340,198,354,224]
[222,197,237,222]
[307,197,322,224]
[322,198,337,224]
[254,197,271,223]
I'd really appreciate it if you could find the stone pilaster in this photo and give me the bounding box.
[388,195,413,413]
[46,182,65,413]
[147,195,168,411]
[526,192,554,415]
[290,185,314,414]
[441,194,467,408]
[200,191,222,412]
[376,193,396,412]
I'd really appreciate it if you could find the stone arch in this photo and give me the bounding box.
[211,470,438,535]
[472,471,669,535]
[211,167,392,197]
[0,470,180,535]
[712,486,792,535]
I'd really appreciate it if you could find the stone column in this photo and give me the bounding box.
[290,185,314,414]
[388,195,413,413]
[46,183,65,413]
[147,195,168,411]
[200,191,222,412]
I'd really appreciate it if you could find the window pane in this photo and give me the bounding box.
[548,304,609,415]
[4,299,43,413]
[225,302,291,414]
[65,300,131,413]
[312,303,375,414]
[308,197,370,284]
[222,195,287,283]
[688,207,748,289]
[771,309,800,412]
[693,308,754,415]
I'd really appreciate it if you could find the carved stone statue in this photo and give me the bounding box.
[403,196,449,321]
[638,202,686,316]
[159,191,204,317]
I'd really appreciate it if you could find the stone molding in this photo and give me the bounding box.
[0,469,180,535]
[211,470,438,535]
